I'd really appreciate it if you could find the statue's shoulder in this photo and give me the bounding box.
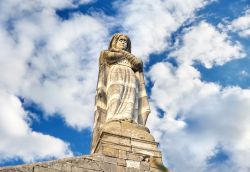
[99,50,111,58]
[98,50,109,66]
[100,50,111,54]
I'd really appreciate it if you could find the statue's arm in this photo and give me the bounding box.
[110,48,143,71]
[102,50,123,64]
[131,57,143,72]
[124,52,143,72]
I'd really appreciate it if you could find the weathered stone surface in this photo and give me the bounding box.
[90,120,169,171]
[126,160,140,169]
[117,166,126,172]
[0,153,169,172]
[61,162,72,171]
[93,121,163,162]
[140,161,150,171]
[117,159,126,167]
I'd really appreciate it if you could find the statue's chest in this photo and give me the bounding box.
[115,58,132,68]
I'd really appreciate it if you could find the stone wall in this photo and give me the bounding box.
[0,153,168,172]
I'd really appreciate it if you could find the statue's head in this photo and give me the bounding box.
[108,33,131,53]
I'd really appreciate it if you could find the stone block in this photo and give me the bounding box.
[34,166,58,172]
[102,146,119,158]
[131,147,162,158]
[61,162,72,171]
[126,153,141,161]
[125,167,140,172]
[91,154,104,162]
[131,147,154,156]
[71,166,83,172]
[118,150,127,159]
[102,134,131,146]
[117,158,126,166]
[140,161,150,171]
[109,163,118,172]
[98,162,117,172]
[97,162,111,172]
[102,156,117,164]
[101,142,132,152]
[100,121,154,142]
[117,166,126,172]
[131,139,157,150]
[126,160,140,169]
[71,158,101,170]
[49,163,62,170]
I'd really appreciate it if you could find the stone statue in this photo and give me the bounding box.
[0,33,169,172]
[91,33,151,153]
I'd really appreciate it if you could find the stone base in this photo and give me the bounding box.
[92,120,169,171]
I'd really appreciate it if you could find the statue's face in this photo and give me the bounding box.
[116,35,127,50]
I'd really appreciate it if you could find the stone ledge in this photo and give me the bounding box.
[0,154,170,172]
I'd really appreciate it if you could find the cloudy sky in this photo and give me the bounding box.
[0,0,250,171]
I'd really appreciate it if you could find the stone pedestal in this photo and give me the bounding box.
[92,120,168,171]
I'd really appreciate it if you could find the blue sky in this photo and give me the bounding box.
[0,0,250,171]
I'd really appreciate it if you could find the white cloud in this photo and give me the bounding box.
[0,0,108,162]
[0,0,109,130]
[19,14,109,129]
[0,90,72,162]
[0,27,31,92]
[170,21,245,68]
[148,62,250,172]
[116,0,212,60]
[145,17,248,172]
[229,9,250,38]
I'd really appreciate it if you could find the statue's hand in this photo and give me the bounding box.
[109,48,143,71]
[134,58,143,66]
[105,50,124,64]
[116,52,124,58]
[132,58,143,72]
